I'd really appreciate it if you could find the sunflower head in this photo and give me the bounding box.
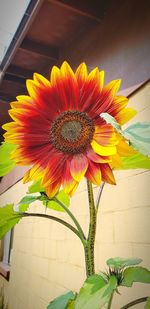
[3,61,137,197]
[50,110,94,154]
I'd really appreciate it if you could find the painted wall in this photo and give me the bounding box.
[0,83,149,309]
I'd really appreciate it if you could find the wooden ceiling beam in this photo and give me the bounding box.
[19,38,60,60]
[4,73,26,85]
[50,0,107,21]
[0,80,27,103]
[5,65,34,85]
[6,65,33,79]
[0,93,15,103]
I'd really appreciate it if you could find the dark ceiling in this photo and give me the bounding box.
[0,0,109,143]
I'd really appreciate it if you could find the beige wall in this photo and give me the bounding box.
[0,83,150,309]
[0,276,9,308]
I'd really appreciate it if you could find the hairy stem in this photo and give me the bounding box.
[120,297,148,309]
[22,212,83,242]
[85,181,97,277]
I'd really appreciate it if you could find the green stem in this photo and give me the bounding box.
[54,197,86,244]
[107,291,115,309]
[96,182,105,213]
[84,180,97,277]
[22,212,83,242]
[120,296,148,309]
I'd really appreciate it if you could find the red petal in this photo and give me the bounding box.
[79,69,101,113]
[86,148,111,163]
[41,151,65,187]
[50,62,79,111]
[107,95,128,116]
[94,80,121,115]
[12,144,53,166]
[93,124,118,147]
[75,62,88,88]
[5,132,50,147]
[85,160,101,185]
[70,154,88,182]
[50,65,69,111]
[63,160,78,196]
[100,163,116,185]
[8,107,50,129]
[34,86,60,120]
[45,180,61,198]
[25,144,54,163]
[60,62,79,110]
[33,73,50,87]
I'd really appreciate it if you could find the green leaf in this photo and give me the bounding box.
[0,142,17,176]
[0,161,16,177]
[0,204,23,239]
[145,297,150,309]
[98,271,109,282]
[100,113,122,134]
[75,275,117,309]
[57,190,70,206]
[45,190,70,212]
[14,195,41,212]
[0,142,16,161]
[47,291,75,309]
[107,257,142,269]
[66,300,75,309]
[17,204,29,212]
[45,200,66,212]
[114,153,150,170]
[28,179,45,193]
[100,115,150,170]
[122,266,150,287]
[101,113,150,157]
[124,122,150,156]
[19,195,41,205]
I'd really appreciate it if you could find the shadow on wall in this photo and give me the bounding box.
[0,285,8,309]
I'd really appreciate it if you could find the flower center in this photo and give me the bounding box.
[61,121,82,141]
[50,111,94,154]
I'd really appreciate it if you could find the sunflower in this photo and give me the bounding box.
[3,62,137,197]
